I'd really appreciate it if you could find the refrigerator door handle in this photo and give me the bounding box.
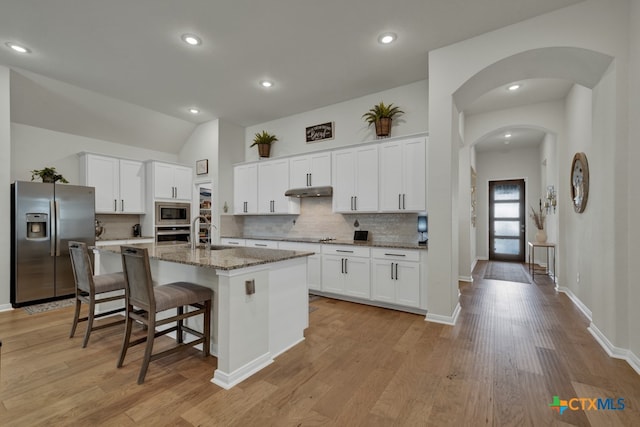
[50,200,56,256]
[55,200,61,256]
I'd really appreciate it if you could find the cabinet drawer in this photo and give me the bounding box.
[245,239,278,249]
[278,242,322,254]
[322,244,370,258]
[220,238,246,246]
[371,248,420,262]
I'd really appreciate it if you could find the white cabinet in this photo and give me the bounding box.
[321,245,370,298]
[258,159,300,214]
[379,137,426,212]
[371,248,421,308]
[80,154,145,214]
[150,161,192,201]
[279,241,322,291]
[289,152,331,188]
[332,145,379,213]
[233,164,258,214]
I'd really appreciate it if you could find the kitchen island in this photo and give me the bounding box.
[93,242,313,389]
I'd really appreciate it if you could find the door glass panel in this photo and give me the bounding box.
[494,184,520,200]
[494,203,520,218]
[494,221,520,237]
[494,238,520,255]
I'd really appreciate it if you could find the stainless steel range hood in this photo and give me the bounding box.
[284,186,333,198]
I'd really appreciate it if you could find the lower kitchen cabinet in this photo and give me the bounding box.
[371,248,422,308]
[278,241,322,291]
[321,245,370,299]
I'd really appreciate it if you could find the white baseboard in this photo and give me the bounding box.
[555,286,592,321]
[212,352,273,390]
[0,304,14,312]
[557,286,639,376]
[425,302,461,326]
[458,275,473,283]
[588,323,640,375]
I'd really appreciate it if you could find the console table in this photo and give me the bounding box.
[527,241,556,282]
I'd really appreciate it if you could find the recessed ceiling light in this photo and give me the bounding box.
[378,32,397,44]
[188,107,200,114]
[507,83,522,91]
[505,133,512,138]
[181,34,202,46]
[5,42,31,54]
[260,80,273,88]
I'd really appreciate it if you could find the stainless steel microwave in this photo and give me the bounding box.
[155,202,191,225]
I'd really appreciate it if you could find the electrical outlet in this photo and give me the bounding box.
[577,272,580,283]
[245,279,255,295]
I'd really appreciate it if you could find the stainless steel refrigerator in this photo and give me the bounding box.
[11,181,95,307]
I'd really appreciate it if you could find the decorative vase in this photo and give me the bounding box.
[258,144,271,158]
[374,118,392,138]
[535,229,547,243]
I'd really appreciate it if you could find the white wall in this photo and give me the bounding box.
[475,145,541,260]
[430,0,635,364]
[627,0,640,361]
[0,67,11,310]
[11,123,177,184]
[243,80,428,161]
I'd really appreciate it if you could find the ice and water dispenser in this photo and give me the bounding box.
[25,213,48,240]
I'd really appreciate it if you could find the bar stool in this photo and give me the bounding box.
[68,241,127,348]
[117,245,212,384]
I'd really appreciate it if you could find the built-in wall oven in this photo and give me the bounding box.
[155,202,191,244]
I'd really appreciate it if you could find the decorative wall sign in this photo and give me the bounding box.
[196,159,208,175]
[305,122,334,143]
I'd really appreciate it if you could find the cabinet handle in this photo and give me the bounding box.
[114,199,117,212]
[354,196,357,211]
[391,263,394,280]
[403,194,406,209]
[336,249,354,253]
[121,199,124,212]
[341,258,344,274]
[307,173,310,187]
[384,253,406,257]
[255,243,267,247]
[395,263,399,280]
[344,258,348,274]
[399,194,402,209]
[309,173,312,187]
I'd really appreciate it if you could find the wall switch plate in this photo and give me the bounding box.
[245,279,255,295]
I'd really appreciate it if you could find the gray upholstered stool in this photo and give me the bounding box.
[117,245,212,384]
[68,241,127,348]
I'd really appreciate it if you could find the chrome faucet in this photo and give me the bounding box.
[191,215,216,250]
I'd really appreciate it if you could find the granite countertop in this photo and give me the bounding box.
[222,235,427,250]
[95,242,314,271]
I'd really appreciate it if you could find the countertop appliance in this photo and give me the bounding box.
[11,181,95,307]
[132,223,141,237]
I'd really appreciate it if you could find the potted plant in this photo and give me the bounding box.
[362,101,404,138]
[250,131,278,158]
[30,167,69,184]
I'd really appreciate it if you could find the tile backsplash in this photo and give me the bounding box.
[221,198,423,244]
[95,214,145,240]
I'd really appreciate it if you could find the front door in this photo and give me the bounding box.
[489,179,525,262]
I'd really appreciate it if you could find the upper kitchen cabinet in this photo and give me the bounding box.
[233,163,258,214]
[258,159,300,214]
[332,145,378,213]
[379,136,427,212]
[149,161,192,201]
[79,153,145,214]
[289,152,331,188]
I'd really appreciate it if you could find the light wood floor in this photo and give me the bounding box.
[1,262,639,426]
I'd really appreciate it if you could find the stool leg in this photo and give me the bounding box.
[69,297,82,338]
[177,306,184,344]
[82,295,96,348]
[203,299,211,357]
[117,305,134,368]
[138,312,156,384]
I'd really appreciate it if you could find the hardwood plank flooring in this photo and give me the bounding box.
[1,261,639,426]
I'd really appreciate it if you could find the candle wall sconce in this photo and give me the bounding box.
[545,185,557,214]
